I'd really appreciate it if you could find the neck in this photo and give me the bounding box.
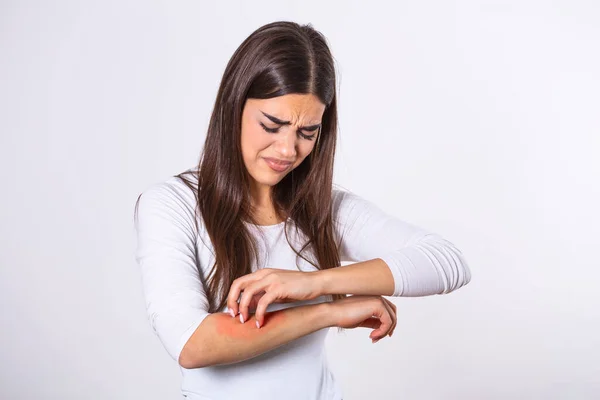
[249,181,273,209]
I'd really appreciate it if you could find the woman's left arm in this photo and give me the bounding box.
[319,187,472,297]
[229,188,472,326]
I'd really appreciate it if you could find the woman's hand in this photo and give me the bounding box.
[328,295,397,343]
[226,268,323,328]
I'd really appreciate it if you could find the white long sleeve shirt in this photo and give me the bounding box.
[133,168,471,400]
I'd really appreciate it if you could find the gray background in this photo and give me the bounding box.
[1,0,598,399]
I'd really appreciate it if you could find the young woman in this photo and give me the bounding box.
[133,21,471,400]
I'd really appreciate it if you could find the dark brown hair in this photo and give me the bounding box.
[139,21,346,313]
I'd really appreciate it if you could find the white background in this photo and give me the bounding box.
[1,1,599,399]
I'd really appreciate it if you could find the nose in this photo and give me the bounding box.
[273,129,298,159]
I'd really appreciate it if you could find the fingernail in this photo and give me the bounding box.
[229,309,235,318]
[256,320,260,329]
[239,314,244,324]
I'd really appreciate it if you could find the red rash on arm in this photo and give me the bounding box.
[261,309,287,326]
[213,310,289,339]
[180,302,332,368]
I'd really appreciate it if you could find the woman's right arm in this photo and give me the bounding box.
[179,302,333,369]
[180,294,397,369]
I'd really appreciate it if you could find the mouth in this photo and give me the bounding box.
[263,157,293,172]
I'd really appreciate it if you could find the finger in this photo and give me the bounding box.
[370,300,394,342]
[380,298,396,338]
[383,298,397,337]
[226,269,274,317]
[383,298,398,337]
[254,291,278,328]
[385,298,397,336]
[248,292,264,312]
[239,282,267,324]
[227,276,252,317]
[358,317,382,330]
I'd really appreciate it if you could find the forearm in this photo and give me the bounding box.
[179,302,333,369]
[317,258,395,297]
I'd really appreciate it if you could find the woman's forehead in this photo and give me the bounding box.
[246,94,325,122]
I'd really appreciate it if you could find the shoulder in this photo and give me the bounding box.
[331,184,367,214]
[331,184,391,230]
[332,184,351,205]
[139,174,196,208]
[134,167,200,230]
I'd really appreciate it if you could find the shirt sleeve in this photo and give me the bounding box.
[332,187,472,297]
[133,181,210,363]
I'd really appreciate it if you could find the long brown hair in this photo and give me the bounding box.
[141,21,347,313]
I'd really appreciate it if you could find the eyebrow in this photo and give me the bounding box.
[260,111,322,131]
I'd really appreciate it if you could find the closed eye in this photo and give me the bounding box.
[259,122,317,141]
[259,123,279,134]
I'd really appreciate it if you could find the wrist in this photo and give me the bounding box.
[311,269,330,297]
[314,301,336,329]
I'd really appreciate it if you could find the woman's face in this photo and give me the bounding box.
[240,93,326,200]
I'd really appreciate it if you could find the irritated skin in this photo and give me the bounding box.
[214,310,287,338]
[181,303,331,368]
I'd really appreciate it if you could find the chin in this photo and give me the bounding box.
[257,173,285,185]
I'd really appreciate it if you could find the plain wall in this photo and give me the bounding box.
[1,1,598,399]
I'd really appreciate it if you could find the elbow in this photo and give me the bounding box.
[453,244,472,291]
[382,234,472,297]
[179,342,214,369]
[462,260,472,288]
[406,234,472,295]
[178,338,212,369]
[178,345,195,369]
[179,348,203,369]
[433,236,472,294]
[449,264,472,293]
[149,311,212,369]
